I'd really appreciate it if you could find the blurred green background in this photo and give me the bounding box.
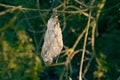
[0,0,120,80]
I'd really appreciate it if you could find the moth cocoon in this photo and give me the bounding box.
[41,15,63,66]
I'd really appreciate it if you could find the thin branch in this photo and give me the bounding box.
[37,0,47,26]
[75,0,87,8]
[91,0,106,66]
[48,62,66,67]
[57,10,94,19]
[0,15,17,31]
[62,0,67,31]
[65,5,81,10]
[54,2,64,10]
[72,27,87,50]
[22,12,39,53]
[0,3,94,19]
[79,11,91,80]
[0,3,48,11]
[83,56,93,77]
[0,9,13,16]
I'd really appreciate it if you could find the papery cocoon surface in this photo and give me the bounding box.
[41,15,63,66]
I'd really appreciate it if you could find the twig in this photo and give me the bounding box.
[54,2,64,10]
[37,0,47,26]
[48,62,66,67]
[72,27,87,50]
[0,15,17,31]
[59,14,93,79]
[91,0,106,66]
[62,0,67,32]
[22,12,39,53]
[75,0,87,8]
[65,5,81,10]
[0,3,48,11]
[57,10,94,19]
[83,56,93,77]
[79,11,91,80]
[0,9,13,16]
[0,3,94,19]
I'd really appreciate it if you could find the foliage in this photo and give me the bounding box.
[0,0,120,80]
[0,29,44,80]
